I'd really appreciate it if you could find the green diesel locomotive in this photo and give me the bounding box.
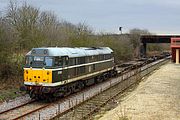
[21,47,117,100]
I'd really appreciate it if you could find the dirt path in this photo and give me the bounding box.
[98,62,180,120]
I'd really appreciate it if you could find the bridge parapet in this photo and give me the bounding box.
[171,38,180,48]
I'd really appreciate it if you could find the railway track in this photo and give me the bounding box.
[0,100,50,120]
[52,73,138,120]
[0,57,170,120]
[0,99,35,115]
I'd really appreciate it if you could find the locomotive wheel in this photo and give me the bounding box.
[64,86,72,97]
[29,90,36,99]
[74,81,84,92]
[46,95,54,102]
[53,90,65,98]
[96,76,103,83]
[104,73,109,80]
[79,81,84,90]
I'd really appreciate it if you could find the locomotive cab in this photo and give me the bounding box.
[24,56,54,84]
[24,48,69,85]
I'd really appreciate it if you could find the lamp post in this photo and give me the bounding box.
[119,27,122,34]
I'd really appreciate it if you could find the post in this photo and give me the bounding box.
[143,43,147,57]
[176,49,179,64]
[39,112,40,120]
[58,103,60,113]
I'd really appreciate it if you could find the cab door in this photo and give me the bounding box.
[62,56,69,81]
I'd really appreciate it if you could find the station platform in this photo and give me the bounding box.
[98,62,180,120]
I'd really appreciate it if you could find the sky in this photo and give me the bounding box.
[0,0,180,34]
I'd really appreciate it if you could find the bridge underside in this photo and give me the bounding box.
[140,35,180,57]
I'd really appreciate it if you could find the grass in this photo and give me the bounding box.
[0,77,25,102]
[0,87,26,102]
[114,105,129,120]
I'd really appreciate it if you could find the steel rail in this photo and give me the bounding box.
[11,103,51,120]
[0,99,35,115]
[0,100,52,120]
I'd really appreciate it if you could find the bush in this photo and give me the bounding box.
[0,64,13,80]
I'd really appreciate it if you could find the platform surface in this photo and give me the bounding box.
[98,62,180,120]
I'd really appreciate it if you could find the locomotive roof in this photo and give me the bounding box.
[26,47,113,57]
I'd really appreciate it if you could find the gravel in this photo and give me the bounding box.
[0,94,31,113]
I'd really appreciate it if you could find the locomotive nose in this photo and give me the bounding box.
[24,69,52,84]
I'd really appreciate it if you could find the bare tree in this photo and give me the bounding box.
[38,11,61,46]
[6,1,40,49]
[129,28,151,58]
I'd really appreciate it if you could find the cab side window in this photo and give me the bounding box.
[54,57,62,67]
[69,58,75,66]
[45,57,53,67]
[62,56,68,67]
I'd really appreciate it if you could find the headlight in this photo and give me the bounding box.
[47,71,50,75]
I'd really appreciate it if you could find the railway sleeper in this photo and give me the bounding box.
[90,100,106,105]
[75,109,91,113]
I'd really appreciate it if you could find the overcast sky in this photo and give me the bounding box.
[0,0,180,34]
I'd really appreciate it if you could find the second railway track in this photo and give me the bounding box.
[51,57,169,120]
[52,72,139,120]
